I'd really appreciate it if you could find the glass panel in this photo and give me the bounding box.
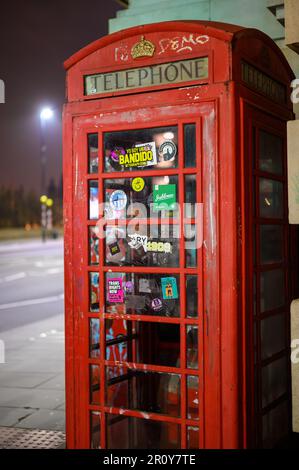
[184,124,196,168]
[90,318,100,358]
[106,415,180,449]
[187,375,199,420]
[259,130,283,176]
[104,126,178,172]
[185,224,197,267]
[90,412,101,449]
[89,180,99,220]
[186,325,198,369]
[261,313,286,360]
[262,356,288,408]
[106,366,181,417]
[187,426,199,449]
[186,275,198,318]
[105,272,180,318]
[253,272,256,316]
[105,224,179,267]
[89,226,100,265]
[90,272,99,312]
[104,175,179,220]
[88,133,98,174]
[90,365,100,405]
[262,400,289,448]
[260,269,284,313]
[259,178,283,219]
[260,225,284,265]
[185,175,196,218]
[106,319,128,363]
[105,319,180,368]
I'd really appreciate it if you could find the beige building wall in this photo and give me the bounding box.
[285,0,299,434]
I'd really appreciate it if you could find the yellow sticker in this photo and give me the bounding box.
[132,177,145,192]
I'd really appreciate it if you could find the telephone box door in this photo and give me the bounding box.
[69,98,220,449]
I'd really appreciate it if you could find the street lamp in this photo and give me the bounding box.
[39,107,54,242]
[40,106,54,194]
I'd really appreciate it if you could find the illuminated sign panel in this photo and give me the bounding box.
[85,57,209,96]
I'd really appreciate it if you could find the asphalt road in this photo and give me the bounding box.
[0,239,64,332]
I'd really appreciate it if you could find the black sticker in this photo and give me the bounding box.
[109,241,120,256]
[159,141,177,161]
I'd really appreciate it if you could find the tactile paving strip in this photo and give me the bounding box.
[0,427,65,449]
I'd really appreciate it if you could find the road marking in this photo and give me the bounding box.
[46,268,63,274]
[0,272,26,283]
[34,260,63,268]
[0,294,64,310]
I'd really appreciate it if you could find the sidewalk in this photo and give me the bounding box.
[0,313,65,432]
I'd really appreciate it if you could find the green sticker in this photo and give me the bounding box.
[153,184,176,211]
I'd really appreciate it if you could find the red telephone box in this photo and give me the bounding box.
[63,20,295,449]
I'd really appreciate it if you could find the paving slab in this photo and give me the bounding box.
[37,374,65,391]
[0,387,65,410]
[0,371,56,389]
[0,407,34,427]
[14,410,65,432]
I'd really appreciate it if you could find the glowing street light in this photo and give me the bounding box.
[46,198,54,207]
[40,107,54,121]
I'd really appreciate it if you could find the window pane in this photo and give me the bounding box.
[187,325,198,369]
[105,224,180,268]
[90,318,100,358]
[106,366,181,417]
[105,319,180,368]
[187,375,199,420]
[89,226,100,265]
[260,269,285,313]
[260,225,284,264]
[104,175,178,220]
[186,275,198,318]
[90,412,101,449]
[262,401,289,448]
[262,356,288,408]
[187,426,199,449]
[89,180,99,220]
[259,178,283,219]
[185,224,197,267]
[106,319,128,363]
[90,272,99,312]
[184,124,196,168]
[104,126,178,172]
[106,415,180,449]
[105,272,180,318]
[90,365,100,405]
[261,313,286,360]
[259,130,283,175]
[88,133,98,174]
[185,175,196,217]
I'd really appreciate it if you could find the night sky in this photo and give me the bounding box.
[0,0,123,193]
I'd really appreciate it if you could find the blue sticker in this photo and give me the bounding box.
[109,190,127,211]
[161,277,178,300]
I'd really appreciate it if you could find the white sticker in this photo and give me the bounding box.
[139,278,151,293]
[109,190,127,211]
[128,233,148,251]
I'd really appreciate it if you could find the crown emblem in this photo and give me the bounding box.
[131,36,155,59]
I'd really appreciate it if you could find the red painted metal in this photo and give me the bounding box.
[63,21,295,449]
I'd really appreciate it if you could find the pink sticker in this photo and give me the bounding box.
[107,278,124,303]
